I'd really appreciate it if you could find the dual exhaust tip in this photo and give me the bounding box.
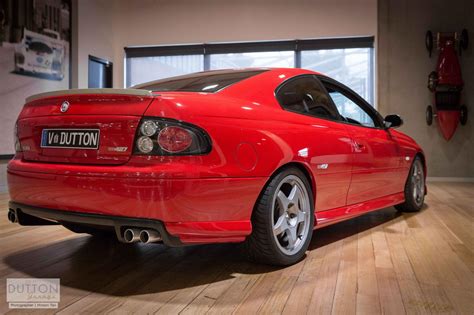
[123,228,162,244]
[8,210,161,245]
[8,210,17,224]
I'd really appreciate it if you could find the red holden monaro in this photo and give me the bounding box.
[7,68,426,265]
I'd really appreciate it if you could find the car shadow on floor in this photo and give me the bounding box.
[3,205,425,297]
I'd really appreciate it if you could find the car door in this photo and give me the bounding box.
[319,78,404,205]
[276,75,353,212]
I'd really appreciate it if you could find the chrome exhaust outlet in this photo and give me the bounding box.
[123,228,141,243]
[139,229,162,244]
[8,210,17,223]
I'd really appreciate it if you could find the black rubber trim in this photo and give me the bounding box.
[8,202,184,247]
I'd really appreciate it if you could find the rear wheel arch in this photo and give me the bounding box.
[268,162,316,199]
[244,162,315,265]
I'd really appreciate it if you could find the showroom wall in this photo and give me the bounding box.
[72,0,115,88]
[73,0,377,88]
[378,0,474,177]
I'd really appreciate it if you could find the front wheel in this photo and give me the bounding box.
[460,105,468,125]
[243,167,314,266]
[395,157,425,212]
[426,105,434,125]
[460,29,469,51]
[425,30,433,57]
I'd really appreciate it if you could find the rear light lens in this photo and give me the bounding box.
[158,126,193,153]
[140,120,158,136]
[136,136,154,153]
[14,122,22,152]
[134,118,211,155]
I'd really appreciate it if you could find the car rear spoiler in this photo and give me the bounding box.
[26,88,153,103]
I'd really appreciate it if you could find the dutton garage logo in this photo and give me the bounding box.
[60,101,70,113]
[7,278,60,309]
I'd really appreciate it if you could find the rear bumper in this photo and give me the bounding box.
[7,159,268,244]
[9,201,183,246]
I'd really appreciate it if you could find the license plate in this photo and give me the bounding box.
[41,129,100,149]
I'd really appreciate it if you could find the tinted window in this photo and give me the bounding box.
[276,76,339,120]
[134,69,266,92]
[326,86,376,127]
[29,41,53,54]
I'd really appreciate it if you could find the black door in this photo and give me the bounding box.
[88,55,112,88]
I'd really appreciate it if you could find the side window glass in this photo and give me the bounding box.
[327,89,376,127]
[276,76,339,120]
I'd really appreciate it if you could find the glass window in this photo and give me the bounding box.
[134,69,266,92]
[128,55,204,87]
[210,51,294,69]
[327,89,375,127]
[276,76,339,120]
[301,48,372,103]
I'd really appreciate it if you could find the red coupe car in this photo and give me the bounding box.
[7,68,426,265]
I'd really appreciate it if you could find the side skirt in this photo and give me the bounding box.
[314,192,404,229]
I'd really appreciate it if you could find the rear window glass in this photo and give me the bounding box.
[134,69,266,93]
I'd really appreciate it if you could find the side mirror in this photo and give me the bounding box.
[384,114,403,129]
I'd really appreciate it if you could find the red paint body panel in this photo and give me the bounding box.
[8,68,425,244]
[430,33,465,140]
[436,39,463,86]
[437,111,460,141]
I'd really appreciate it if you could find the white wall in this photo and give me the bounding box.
[73,0,377,88]
[0,161,7,192]
[72,0,116,88]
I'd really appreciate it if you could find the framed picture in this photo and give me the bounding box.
[0,0,71,155]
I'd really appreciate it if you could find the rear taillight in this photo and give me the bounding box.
[134,118,211,155]
[14,122,22,152]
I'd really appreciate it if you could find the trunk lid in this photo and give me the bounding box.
[17,89,154,165]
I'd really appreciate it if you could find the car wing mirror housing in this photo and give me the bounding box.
[384,114,403,129]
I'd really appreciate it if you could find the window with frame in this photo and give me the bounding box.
[276,76,339,120]
[125,37,374,105]
[134,69,267,92]
[325,85,376,127]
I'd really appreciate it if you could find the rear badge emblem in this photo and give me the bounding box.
[107,146,128,152]
[60,101,70,113]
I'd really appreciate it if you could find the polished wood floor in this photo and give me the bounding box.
[0,182,473,314]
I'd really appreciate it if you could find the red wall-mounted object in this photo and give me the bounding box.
[425,29,469,140]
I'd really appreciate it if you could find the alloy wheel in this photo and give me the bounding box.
[272,175,311,256]
[412,159,425,207]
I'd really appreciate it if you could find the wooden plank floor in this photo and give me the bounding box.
[0,182,473,314]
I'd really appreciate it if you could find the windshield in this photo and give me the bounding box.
[134,69,267,93]
[29,41,53,54]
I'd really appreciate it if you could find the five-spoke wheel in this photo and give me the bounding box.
[244,167,314,265]
[272,175,311,256]
[395,157,425,212]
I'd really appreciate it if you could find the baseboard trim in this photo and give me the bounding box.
[427,177,474,183]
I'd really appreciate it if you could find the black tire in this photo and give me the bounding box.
[427,71,438,92]
[425,30,433,57]
[243,167,314,266]
[62,223,115,238]
[395,157,425,212]
[426,105,433,125]
[460,105,468,125]
[460,29,468,51]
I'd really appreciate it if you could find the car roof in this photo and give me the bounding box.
[133,68,324,89]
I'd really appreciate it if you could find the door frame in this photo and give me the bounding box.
[88,55,113,88]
